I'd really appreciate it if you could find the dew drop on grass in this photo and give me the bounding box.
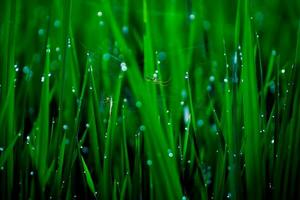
[181,90,187,98]
[180,101,184,106]
[135,101,142,108]
[38,28,45,36]
[85,123,90,128]
[226,193,232,199]
[209,75,215,82]
[233,51,238,64]
[120,62,127,72]
[184,106,191,124]
[182,196,187,200]
[122,26,129,34]
[139,125,146,132]
[207,85,212,92]
[63,124,68,130]
[67,38,71,48]
[271,139,274,144]
[189,13,196,21]
[157,51,166,61]
[14,64,19,72]
[281,69,285,74]
[30,171,34,176]
[54,19,61,28]
[99,21,105,26]
[270,81,276,93]
[0,147,4,152]
[102,53,110,61]
[146,160,152,166]
[224,78,228,83]
[41,76,45,82]
[197,119,204,127]
[168,149,174,158]
[97,11,103,17]
[185,72,189,79]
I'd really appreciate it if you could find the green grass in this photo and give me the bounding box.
[0,0,300,199]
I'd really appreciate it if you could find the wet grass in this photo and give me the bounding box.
[0,0,300,199]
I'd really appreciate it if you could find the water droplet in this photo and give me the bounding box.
[122,26,129,34]
[67,38,71,48]
[38,29,45,36]
[86,123,90,128]
[102,53,110,61]
[209,75,215,82]
[197,119,204,127]
[184,106,191,124]
[99,21,105,26]
[157,52,166,61]
[224,78,228,83]
[146,160,152,166]
[0,147,4,152]
[271,139,274,144]
[189,13,196,21]
[281,69,285,74]
[41,76,45,82]
[30,171,34,176]
[120,62,127,72]
[136,101,142,108]
[185,72,189,79]
[207,85,212,91]
[54,20,61,28]
[139,125,146,132]
[168,149,174,158]
[181,90,187,98]
[63,124,68,130]
[226,192,232,199]
[182,196,187,200]
[233,51,238,64]
[97,11,103,17]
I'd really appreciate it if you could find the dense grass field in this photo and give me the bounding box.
[1,0,300,199]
